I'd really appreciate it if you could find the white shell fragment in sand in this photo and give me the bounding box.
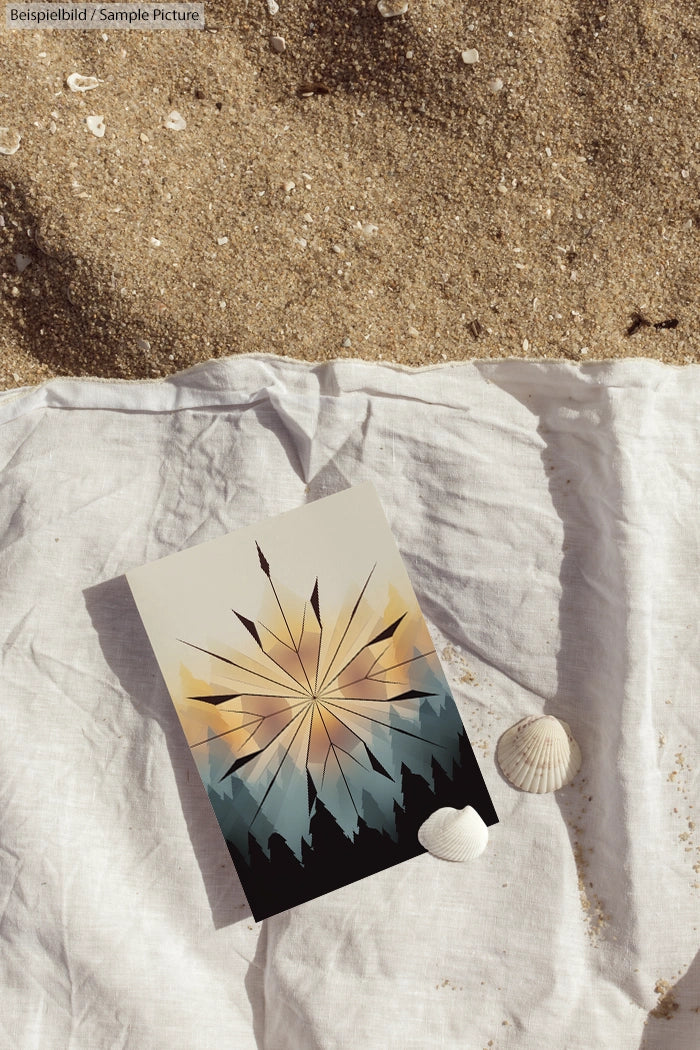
[496,715,581,793]
[86,115,106,138]
[418,806,489,862]
[67,73,100,93]
[0,128,21,155]
[164,111,186,131]
[267,0,279,14]
[377,0,408,17]
[488,77,504,93]
[461,49,479,65]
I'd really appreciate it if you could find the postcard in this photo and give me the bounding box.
[126,483,497,919]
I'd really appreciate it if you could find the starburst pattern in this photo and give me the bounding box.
[179,543,443,842]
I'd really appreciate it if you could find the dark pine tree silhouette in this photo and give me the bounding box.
[267,832,307,913]
[308,800,356,869]
[224,729,498,920]
[431,754,457,806]
[352,817,396,874]
[455,730,499,826]
[394,762,439,844]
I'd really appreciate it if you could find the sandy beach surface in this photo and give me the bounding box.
[0,0,697,390]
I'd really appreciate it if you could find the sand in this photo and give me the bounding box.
[0,0,697,390]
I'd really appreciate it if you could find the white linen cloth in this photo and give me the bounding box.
[0,354,697,1050]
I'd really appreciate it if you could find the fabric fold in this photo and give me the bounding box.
[0,355,697,1050]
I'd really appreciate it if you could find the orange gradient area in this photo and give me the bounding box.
[176,558,437,801]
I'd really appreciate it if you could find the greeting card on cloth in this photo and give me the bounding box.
[127,483,498,919]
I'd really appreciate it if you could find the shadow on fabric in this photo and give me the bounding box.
[483,361,649,999]
[84,573,253,929]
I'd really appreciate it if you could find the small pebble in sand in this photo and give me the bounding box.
[270,35,286,53]
[522,337,529,351]
[408,325,419,337]
[164,111,186,131]
[149,237,161,247]
[461,49,479,65]
[342,337,352,347]
[267,0,279,14]
[360,222,379,237]
[136,338,151,352]
[86,115,106,138]
[489,77,504,93]
[14,254,32,273]
[217,236,229,245]
[0,127,21,155]
[66,73,100,93]
[282,179,296,193]
[377,0,408,17]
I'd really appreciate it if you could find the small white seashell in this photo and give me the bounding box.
[418,805,489,862]
[267,0,279,14]
[0,127,21,155]
[377,0,408,17]
[86,115,106,138]
[461,49,479,65]
[67,73,100,93]
[164,111,186,131]
[496,715,581,793]
[488,77,504,93]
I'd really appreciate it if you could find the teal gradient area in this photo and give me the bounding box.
[202,671,471,864]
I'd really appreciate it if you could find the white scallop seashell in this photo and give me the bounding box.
[418,805,489,862]
[496,715,581,793]
[67,73,100,93]
[0,127,21,156]
[377,0,409,17]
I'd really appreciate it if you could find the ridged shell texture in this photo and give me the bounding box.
[496,714,581,793]
[417,805,489,862]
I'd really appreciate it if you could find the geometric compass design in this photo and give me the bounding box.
[180,543,443,837]
[127,483,499,918]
